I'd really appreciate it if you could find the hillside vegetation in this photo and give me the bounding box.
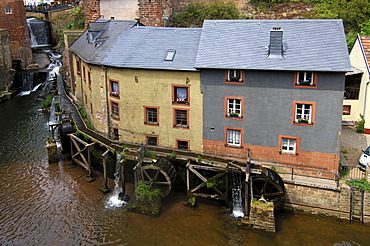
[169,0,370,49]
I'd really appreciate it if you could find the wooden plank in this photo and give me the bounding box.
[188,163,227,172]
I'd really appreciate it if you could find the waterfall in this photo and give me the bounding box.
[27,18,52,48]
[105,153,126,208]
[231,171,244,218]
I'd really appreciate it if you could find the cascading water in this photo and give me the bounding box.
[105,153,126,208]
[231,170,245,218]
[27,18,52,48]
[19,19,52,95]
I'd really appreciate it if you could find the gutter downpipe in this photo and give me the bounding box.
[363,80,370,119]
[103,65,111,139]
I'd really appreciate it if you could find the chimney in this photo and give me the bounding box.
[268,27,283,58]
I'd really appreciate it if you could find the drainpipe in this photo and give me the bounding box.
[362,80,370,118]
[103,66,111,139]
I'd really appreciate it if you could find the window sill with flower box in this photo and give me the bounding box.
[226,113,243,119]
[145,121,159,126]
[173,124,189,129]
[110,92,120,98]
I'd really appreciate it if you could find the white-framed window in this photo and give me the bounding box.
[281,138,296,154]
[297,72,314,86]
[295,103,312,124]
[227,98,242,118]
[227,69,243,82]
[5,8,12,14]
[227,129,241,146]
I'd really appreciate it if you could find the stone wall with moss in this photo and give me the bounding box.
[285,182,370,223]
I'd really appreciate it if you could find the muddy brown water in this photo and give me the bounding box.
[0,94,369,246]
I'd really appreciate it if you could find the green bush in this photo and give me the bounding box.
[346,178,370,191]
[42,95,54,108]
[355,114,365,133]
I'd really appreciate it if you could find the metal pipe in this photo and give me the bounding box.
[362,80,370,118]
[103,66,111,139]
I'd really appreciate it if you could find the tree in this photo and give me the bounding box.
[313,0,370,33]
[169,1,241,28]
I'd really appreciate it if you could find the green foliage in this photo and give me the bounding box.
[338,163,350,177]
[145,150,156,158]
[313,0,370,33]
[346,31,358,51]
[355,114,365,133]
[250,0,288,9]
[42,95,54,108]
[206,181,215,188]
[46,136,54,143]
[196,155,202,163]
[360,20,370,35]
[135,181,161,203]
[119,151,126,159]
[346,178,370,191]
[167,151,177,158]
[170,0,241,27]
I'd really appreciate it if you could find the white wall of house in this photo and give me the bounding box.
[100,0,138,21]
[343,37,370,127]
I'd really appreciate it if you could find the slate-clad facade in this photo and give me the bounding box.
[196,19,351,177]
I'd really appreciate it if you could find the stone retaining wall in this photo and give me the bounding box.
[285,182,370,223]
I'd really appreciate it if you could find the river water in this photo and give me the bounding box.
[0,92,369,246]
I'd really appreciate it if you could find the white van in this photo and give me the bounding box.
[359,146,370,171]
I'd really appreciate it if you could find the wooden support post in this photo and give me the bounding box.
[120,158,126,196]
[245,163,251,217]
[102,150,110,190]
[186,162,190,193]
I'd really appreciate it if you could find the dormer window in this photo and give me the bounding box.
[165,49,176,61]
[226,70,244,83]
[295,72,317,88]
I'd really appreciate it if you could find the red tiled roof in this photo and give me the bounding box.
[360,35,370,72]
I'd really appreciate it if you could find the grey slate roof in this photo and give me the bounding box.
[102,26,202,71]
[195,19,352,72]
[69,19,137,65]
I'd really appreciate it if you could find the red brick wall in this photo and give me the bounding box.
[203,139,339,178]
[139,0,163,27]
[0,0,32,67]
[83,0,101,29]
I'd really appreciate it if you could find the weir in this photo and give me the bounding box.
[27,18,52,49]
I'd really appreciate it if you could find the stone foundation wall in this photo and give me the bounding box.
[249,201,275,233]
[0,29,15,90]
[285,182,370,223]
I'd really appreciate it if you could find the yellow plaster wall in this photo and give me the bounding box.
[71,54,109,136]
[106,67,203,151]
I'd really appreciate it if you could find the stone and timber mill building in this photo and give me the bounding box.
[68,19,351,180]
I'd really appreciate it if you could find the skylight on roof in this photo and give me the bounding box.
[165,49,176,61]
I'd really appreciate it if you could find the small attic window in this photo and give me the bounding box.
[165,49,176,61]
[5,8,12,14]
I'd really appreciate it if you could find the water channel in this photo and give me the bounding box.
[0,80,369,245]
